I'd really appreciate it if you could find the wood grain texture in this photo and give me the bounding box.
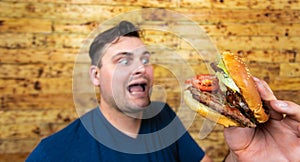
[1,0,299,161]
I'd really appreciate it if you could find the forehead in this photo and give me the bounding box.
[104,37,147,55]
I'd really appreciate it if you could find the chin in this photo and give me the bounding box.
[134,99,151,108]
[122,101,151,118]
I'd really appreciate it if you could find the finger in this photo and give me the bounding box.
[253,77,282,120]
[263,100,283,120]
[223,127,255,151]
[253,77,277,101]
[271,100,300,137]
[271,100,300,122]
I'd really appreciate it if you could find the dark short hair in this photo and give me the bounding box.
[89,21,140,66]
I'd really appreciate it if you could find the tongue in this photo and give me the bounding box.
[129,85,144,93]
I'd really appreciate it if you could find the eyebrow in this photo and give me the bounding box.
[112,51,151,59]
[143,51,151,55]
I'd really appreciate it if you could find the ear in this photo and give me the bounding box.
[89,65,101,86]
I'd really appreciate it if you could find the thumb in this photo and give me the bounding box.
[253,77,276,101]
[253,77,283,120]
[224,127,255,151]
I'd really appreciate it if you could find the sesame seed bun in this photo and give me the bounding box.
[221,51,269,123]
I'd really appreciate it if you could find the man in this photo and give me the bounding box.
[27,21,300,162]
[26,21,210,161]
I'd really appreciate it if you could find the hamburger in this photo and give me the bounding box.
[184,51,269,127]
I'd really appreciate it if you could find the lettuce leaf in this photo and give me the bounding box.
[216,56,240,93]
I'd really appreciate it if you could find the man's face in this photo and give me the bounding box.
[98,36,153,114]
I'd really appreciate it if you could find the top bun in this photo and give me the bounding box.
[221,51,269,123]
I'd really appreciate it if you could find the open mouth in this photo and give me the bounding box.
[128,83,147,93]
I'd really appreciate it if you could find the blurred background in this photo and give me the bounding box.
[1,0,300,161]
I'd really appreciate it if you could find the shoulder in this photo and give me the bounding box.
[26,108,99,161]
[43,118,84,144]
[42,108,100,145]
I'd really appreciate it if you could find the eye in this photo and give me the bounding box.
[119,58,129,65]
[141,57,150,65]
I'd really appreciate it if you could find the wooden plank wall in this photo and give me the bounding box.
[1,0,300,161]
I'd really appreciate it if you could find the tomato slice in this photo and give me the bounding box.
[190,74,219,92]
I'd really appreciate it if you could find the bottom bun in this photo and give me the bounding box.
[183,90,241,127]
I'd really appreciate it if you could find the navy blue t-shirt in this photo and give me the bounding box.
[26,102,205,162]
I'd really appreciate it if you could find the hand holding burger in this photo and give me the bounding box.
[184,51,269,127]
[223,78,300,162]
[184,51,300,161]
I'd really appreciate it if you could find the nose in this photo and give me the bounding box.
[132,64,146,76]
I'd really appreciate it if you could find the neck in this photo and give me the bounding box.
[99,102,142,138]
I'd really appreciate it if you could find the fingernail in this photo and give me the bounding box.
[274,101,288,108]
[253,76,260,82]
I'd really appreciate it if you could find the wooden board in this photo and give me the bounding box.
[0,1,299,161]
